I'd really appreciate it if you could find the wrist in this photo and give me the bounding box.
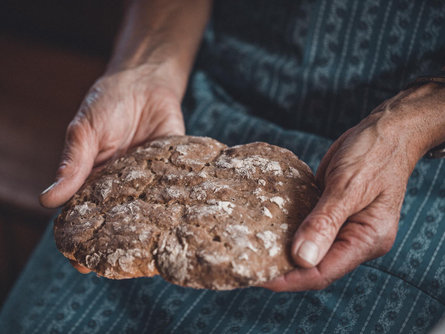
[104,0,211,100]
[373,83,445,160]
[400,83,445,154]
[104,59,188,101]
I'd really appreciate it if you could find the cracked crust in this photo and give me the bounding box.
[54,136,320,290]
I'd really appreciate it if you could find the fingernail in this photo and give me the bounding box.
[40,181,58,196]
[297,240,319,265]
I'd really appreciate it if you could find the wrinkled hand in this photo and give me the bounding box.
[39,0,212,275]
[40,66,185,275]
[262,89,437,291]
[40,65,185,209]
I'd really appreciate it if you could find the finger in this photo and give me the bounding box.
[70,260,92,274]
[315,128,353,188]
[291,180,368,269]
[264,196,398,292]
[40,120,98,208]
[263,220,381,292]
[315,139,343,189]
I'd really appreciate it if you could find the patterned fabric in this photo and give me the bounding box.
[1,0,445,333]
[200,0,445,139]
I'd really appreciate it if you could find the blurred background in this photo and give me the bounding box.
[0,0,124,307]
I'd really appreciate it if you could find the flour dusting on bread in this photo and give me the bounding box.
[54,136,320,290]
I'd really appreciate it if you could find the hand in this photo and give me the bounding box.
[39,65,185,209]
[39,0,213,209]
[39,0,212,275]
[41,67,185,275]
[263,83,445,291]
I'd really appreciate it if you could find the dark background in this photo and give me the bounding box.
[0,0,124,307]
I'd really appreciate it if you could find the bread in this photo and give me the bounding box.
[54,136,320,290]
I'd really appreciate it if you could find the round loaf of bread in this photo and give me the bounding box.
[54,136,320,290]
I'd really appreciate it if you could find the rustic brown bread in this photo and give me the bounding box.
[54,136,320,290]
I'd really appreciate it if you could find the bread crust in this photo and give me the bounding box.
[54,136,319,290]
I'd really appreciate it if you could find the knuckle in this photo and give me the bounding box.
[303,213,341,241]
[326,168,372,202]
[326,167,354,187]
[61,118,96,170]
[66,118,93,144]
[66,120,82,137]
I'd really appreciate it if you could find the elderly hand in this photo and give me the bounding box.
[41,67,185,274]
[263,83,445,291]
[39,65,185,209]
[40,0,211,275]
[39,0,213,209]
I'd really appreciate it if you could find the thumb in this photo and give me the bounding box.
[40,120,98,208]
[292,184,360,268]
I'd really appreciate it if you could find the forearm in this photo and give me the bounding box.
[106,0,212,98]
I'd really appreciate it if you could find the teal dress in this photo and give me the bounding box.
[2,0,445,332]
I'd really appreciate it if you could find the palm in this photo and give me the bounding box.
[85,83,184,165]
[40,71,184,209]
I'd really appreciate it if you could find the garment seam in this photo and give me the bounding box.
[361,262,445,306]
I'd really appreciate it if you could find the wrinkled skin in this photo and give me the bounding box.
[47,82,445,282]
[40,67,185,275]
[40,66,185,209]
[261,114,408,291]
[40,0,445,286]
[262,84,445,291]
[40,0,211,275]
